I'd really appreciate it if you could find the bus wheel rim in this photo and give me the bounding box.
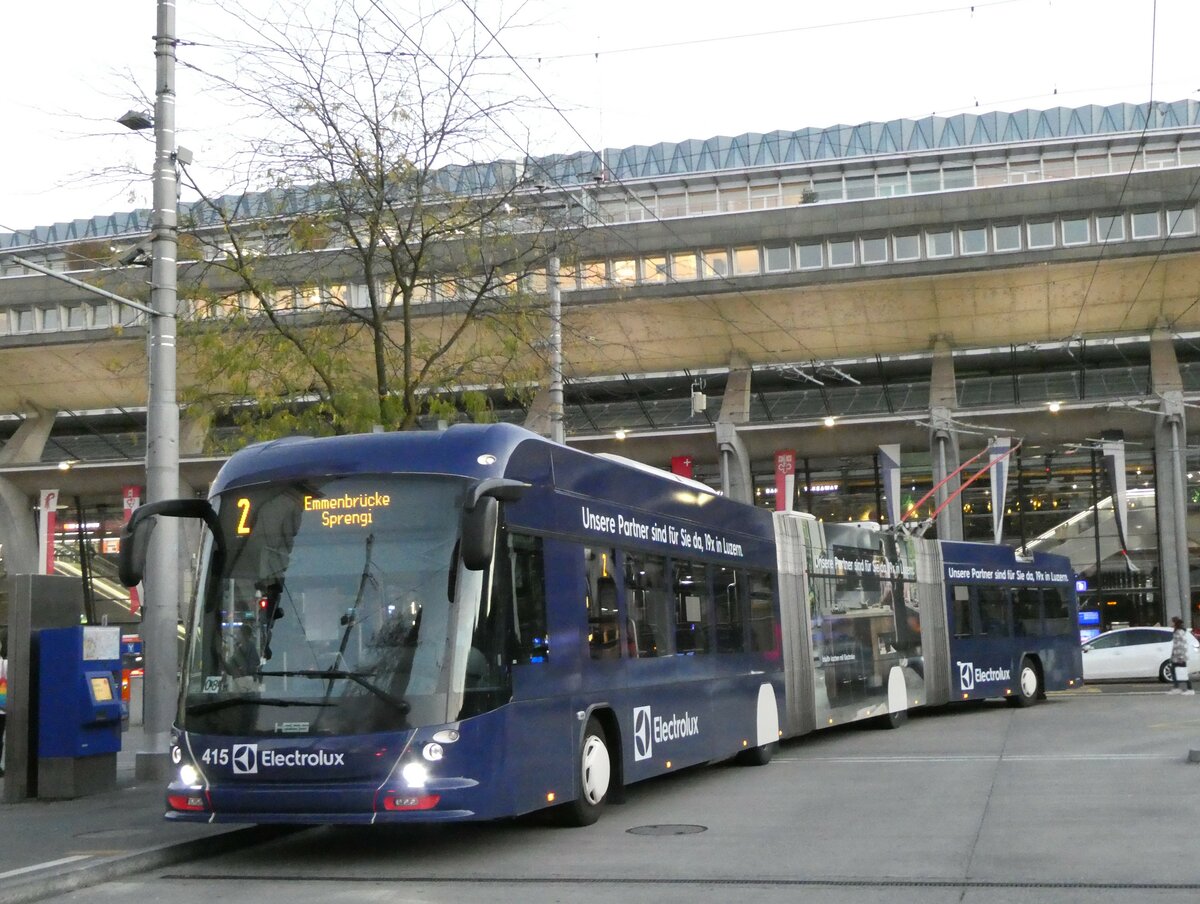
[581,735,610,804]
[1020,666,1038,697]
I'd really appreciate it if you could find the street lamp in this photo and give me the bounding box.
[119,0,181,781]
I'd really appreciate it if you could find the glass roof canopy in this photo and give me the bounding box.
[5,99,1200,250]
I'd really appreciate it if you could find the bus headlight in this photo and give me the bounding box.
[401,762,428,788]
[179,763,201,787]
[422,742,444,762]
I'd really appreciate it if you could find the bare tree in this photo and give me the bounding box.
[174,0,573,441]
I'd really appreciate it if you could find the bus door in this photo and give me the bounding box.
[947,583,1017,699]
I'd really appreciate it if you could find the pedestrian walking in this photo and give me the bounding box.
[1168,616,1195,695]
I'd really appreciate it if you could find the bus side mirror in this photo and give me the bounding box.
[460,479,529,571]
[461,497,498,571]
[119,498,221,587]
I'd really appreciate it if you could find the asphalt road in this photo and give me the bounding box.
[27,683,1200,904]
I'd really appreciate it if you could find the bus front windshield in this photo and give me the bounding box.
[182,475,505,737]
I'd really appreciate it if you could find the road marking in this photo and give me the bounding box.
[0,855,92,880]
[775,753,1173,764]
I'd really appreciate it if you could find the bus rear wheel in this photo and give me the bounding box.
[558,717,611,826]
[736,741,776,766]
[1010,657,1041,707]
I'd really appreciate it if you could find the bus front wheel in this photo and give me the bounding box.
[559,717,611,826]
[1010,657,1041,707]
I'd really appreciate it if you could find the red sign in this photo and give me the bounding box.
[774,450,796,512]
[670,455,694,479]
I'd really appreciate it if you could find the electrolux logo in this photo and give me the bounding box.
[633,706,653,761]
[958,661,975,690]
[232,743,258,774]
[957,661,1012,690]
[632,704,700,762]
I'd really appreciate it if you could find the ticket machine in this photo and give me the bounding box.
[36,625,124,798]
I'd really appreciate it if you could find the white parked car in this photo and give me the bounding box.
[1081,627,1200,683]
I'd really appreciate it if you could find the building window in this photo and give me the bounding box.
[91,303,112,328]
[764,245,791,272]
[797,243,823,270]
[750,185,779,209]
[1062,217,1090,246]
[926,230,954,258]
[1130,211,1161,240]
[642,256,668,284]
[688,191,717,215]
[860,236,888,264]
[611,259,637,286]
[579,260,606,289]
[43,307,61,331]
[672,252,698,281]
[993,224,1021,253]
[294,286,322,310]
[65,304,87,329]
[910,170,941,193]
[893,234,920,261]
[1096,214,1125,243]
[812,177,843,202]
[658,194,686,218]
[943,167,973,189]
[828,239,855,267]
[1167,208,1197,236]
[15,308,37,332]
[733,247,760,275]
[701,249,729,278]
[845,175,875,200]
[1027,221,1055,249]
[959,226,988,256]
[877,173,909,197]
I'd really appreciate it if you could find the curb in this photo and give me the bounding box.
[0,825,300,904]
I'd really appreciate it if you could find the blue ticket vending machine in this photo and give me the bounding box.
[38,626,124,760]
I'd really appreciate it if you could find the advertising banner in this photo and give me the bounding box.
[774,450,796,511]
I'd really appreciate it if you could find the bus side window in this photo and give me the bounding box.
[672,559,710,656]
[1014,587,1042,636]
[1043,587,1071,634]
[714,565,746,653]
[509,533,548,663]
[952,585,972,637]
[976,586,1012,637]
[748,570,779,656]
[625,552,670,657]
[585,547,621,660]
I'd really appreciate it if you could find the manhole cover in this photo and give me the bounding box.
[626,824,707,836]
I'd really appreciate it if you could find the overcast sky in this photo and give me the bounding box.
[0,0,1194,233]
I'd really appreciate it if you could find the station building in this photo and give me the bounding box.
[3,99,1200,632]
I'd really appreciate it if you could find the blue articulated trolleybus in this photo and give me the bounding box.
[119,424,1082,826]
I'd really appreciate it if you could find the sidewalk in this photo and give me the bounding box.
[0,722,280,904]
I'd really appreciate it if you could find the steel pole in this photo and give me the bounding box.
[138,0,181,779]
[548,255,564,444]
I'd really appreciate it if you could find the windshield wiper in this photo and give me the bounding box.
[257,668,411,715]
[186,695,334,715]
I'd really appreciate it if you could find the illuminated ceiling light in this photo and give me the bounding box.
[1048,401,1061,413]
[614,429,627,441]
[57,460,73,471]
[823,416,836,427]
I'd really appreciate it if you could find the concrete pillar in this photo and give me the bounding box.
[1150,328,1189,625]
[522,387,555,440]
[716,357,753,504]
[929,340,963,540]
[0,407,58,575]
